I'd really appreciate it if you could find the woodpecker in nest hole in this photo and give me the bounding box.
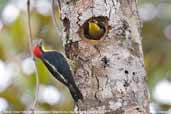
[79,17,108,46]
[86,20,105,40]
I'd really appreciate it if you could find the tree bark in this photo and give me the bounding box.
[58,0,149,113]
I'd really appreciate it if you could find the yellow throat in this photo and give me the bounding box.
[88,21,101,38]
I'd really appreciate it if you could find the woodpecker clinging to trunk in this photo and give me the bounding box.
[32,40,83,102]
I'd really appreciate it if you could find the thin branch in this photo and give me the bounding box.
[57,0,61,11]
[27,0,39,110]
[51,0,63,39]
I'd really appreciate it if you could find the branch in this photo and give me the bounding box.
[27,0,39,111]
[51,0,63,39]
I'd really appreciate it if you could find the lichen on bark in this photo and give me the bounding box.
[58,0,149,113]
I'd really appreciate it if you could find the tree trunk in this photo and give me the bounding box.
[59,0,149,113]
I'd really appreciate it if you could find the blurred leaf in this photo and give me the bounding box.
[0,0,9,16]
[0,85,25,110]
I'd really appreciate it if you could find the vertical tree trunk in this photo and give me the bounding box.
[59,0,149,113]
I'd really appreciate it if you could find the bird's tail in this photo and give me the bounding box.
[68,83,83,102]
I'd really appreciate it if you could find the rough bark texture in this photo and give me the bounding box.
[59,0,149,113]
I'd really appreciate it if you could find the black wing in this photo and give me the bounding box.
[42,51,83,101]
[42,51,75,85]
[42,59,68,85]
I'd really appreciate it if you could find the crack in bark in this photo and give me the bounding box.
[105,75,109,87]
[108,7,112,19]
[101,56,110,68]
[93,66,103,104]
[62,17,70,43]
[111,0,115,6]
[91,0,94,16]
[111,0,117,13]
[76,12,82,27]
[94,70,100,90]
[104,0,107,4]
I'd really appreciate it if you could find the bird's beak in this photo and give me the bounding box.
[33,39,43,47]
[38,40,43,47]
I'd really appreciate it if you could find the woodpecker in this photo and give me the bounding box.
[79,17,107,45]
[32,41,83,102]
[87,20,105,40]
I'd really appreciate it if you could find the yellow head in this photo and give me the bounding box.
[88,20,105,40]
